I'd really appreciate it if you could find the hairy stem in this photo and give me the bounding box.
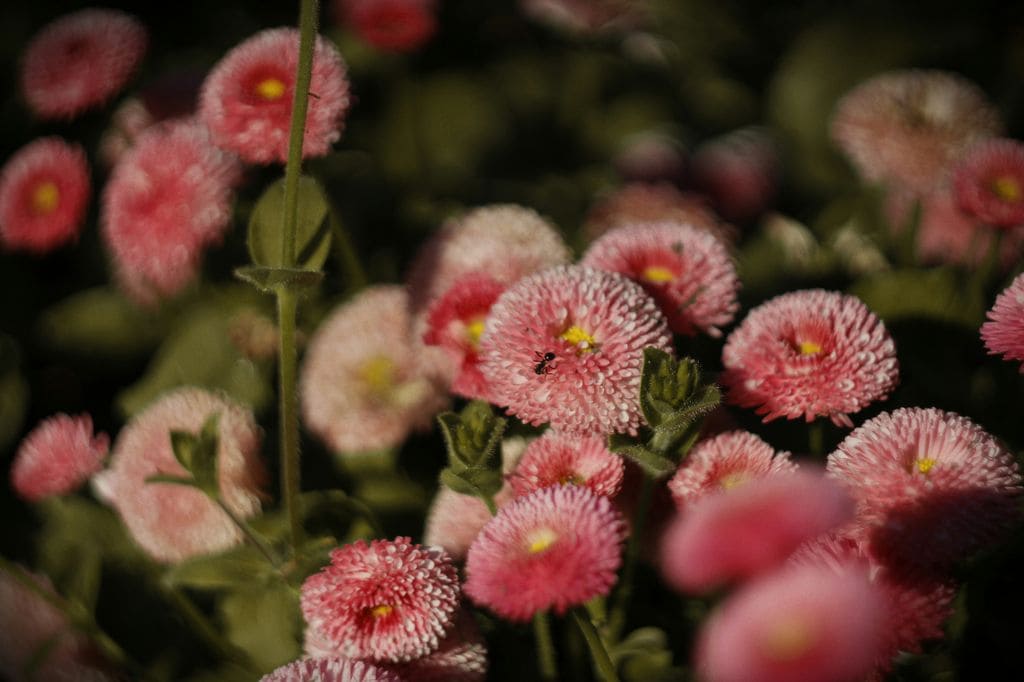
[533,611,558,680]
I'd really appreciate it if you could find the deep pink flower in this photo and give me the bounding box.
[300,286,449,454]
[667,430,797,511]
[10,413,108,502]
[479,265,673,436]
[199,27,351,164]
[262,658,399,682]
[695,561,885,682]
[721,289,899,427]
[660,470,854,592]
[581,220,740,337]
[953,138,1024,227]
[101,119,240,306]
[981,273,1024,369]
[509,430,624,498]
[337,0,438,53]
[0,137,90,253]
[827,407,1022,571]
[690,127,779,223]
[300,537,460,663]
[20,8,147,120]
[92,387,266,563]
[464,485,627,621]
[584,182,734,243]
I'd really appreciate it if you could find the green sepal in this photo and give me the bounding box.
[436,400,507,471]
[234,266,324,295]
[246,175,332,270]
[607,435,676,478]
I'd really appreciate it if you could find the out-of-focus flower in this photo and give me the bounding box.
[300,537,460,663]
[660,470,855,592]
[721,289,898,427]
[92,387,266,563]
[261,657,399,682]
[690,127,779,223]
[300,286,449,454]
[423,485,514,561]
[20,8,147,120]
[613,132,687,184]
[101,119,240,306]
[981,273,1024,370]
[952,138,1024,228]
[335,0,438,53]
[199,27,350,164]
[509,430,624,498]
[584,182,734,243]
[464,485,627,621]
[827,407,1022,571]
[667,431,797,511]
[479,265,672,436]
[521,0,648,35]
[97,98,156,168]
[0,137,90,254]
[10,413,108,502]
[581,220,740,337]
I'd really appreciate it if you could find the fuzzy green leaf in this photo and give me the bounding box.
[606,438,676,478]
[436,401,507,471]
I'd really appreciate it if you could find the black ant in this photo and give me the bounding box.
[534,351,557,375]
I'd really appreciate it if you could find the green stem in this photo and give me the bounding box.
[572,608,620,682]
[277,287,302,552]
[608,475,654,640]
[808,419,825,457]
[214,497,283,568]
[533,611,558,681]
[158,578,257,673]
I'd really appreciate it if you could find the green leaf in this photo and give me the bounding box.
[163,545,277,591]
[247,175,332,270]
[219,583,302,673]
[233,266,324,295]
[849,267,985,328]
[354,476,428,513]
[612,627,678,682]
[436,401,507,471]
[606,440,676,478]
[639,349,720,436]
[36,287,163,358]
[439,467,503,500]
[169,430,198,472]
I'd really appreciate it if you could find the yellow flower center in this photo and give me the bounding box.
[719,472,751,490]
[255,77,287,101]
[370,604,393,618]
[527,527,558,554]
[558,473,585,486]
[641,265,676,283]
[916,457,936,475]
[31,181,60,215]
[361,355,395,394]
[465,318,486,347]
[760,615,814,662]
[797,340,822,356]
[560,325,598,354]
[991,175,1022,203]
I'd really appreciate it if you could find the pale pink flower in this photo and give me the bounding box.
[336,0,438,53]
[690,127,779,223]
[261,658,399,682]
[584,182,734,243]
[660,470,855,592]
[581,220,740,337]
[827,407,1022,571]
[20,9,147,120]
[300,537,460,663]
[479,265,673,436]
[981,273,1024,369]
[92,387,266,563]
[721,289,899,427]
[199,27,351,164]
[10,413,108,502]
[423,485,514,561]
[953,138,1024,227]
[0,137,90,253]
[667,430,797,511]
[695,561,885,682]
[464,485,627,621]
[509,430,624,498]
[300,286,449,454]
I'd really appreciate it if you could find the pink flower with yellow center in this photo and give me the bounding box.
[261,658,399,682]
[581,220,740,337]
[300,537,460,663]
[20,8,147,120]
[953,138,1024,228]
[0,137,90,254]
[336,0,439,53]
[981,273,1024,370]
[10,413,108,502]
[464,485,627,621]
[721,289,898,427]
[509,430,624,498]
[199,27,351,164]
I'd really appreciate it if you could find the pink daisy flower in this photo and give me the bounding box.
[508,430,624,498]
[479,265,673,436]
[581,220,740,337]
[92,387,266,563]
[981,273,1024,369]
[20,8,147,120]
[667,430,797,511]
[101,119,240,306]
[953,138,1024,228]
[300,286,449,454]
[690,127,779,223]
[695,561,885,682]
[826,407,1022,571]
[660,470,855,592]
[464,485,627,622]
[720,289,899,427]
[386,609,488,682]
[10,413,109,502]
[831,69,1003,195]
[262,658,399,682]
[423,484,514,561]
[300,537,460,663]
[199,27,351,164]
[336,0,438,53]
[421,271,507,400]
[584,182,734,244]
[0,137,90,254]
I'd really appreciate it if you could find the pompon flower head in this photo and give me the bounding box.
[300,537,460,663]
[826,407,1023,571]
[101,119,240,306]
[581,220,740,337]
[336,0,438,53]
[720,289,898,427]
[465,485,627,622]
[667,431,797,511]
[262,658,399,682]
[199,27,350,164]
[981,273,1024,369]
[10,413,109,502]
[0,137,90,254]
[660,470,855,592]
[509,430,624,499]
[301,286,448,454]
[584,182,734,243]
[831,69,1003,195]
[20,8,147,120]
[695,561,885,682]
[953,138,1024,227]
[92,388,266,563]
[479,265,673,436]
